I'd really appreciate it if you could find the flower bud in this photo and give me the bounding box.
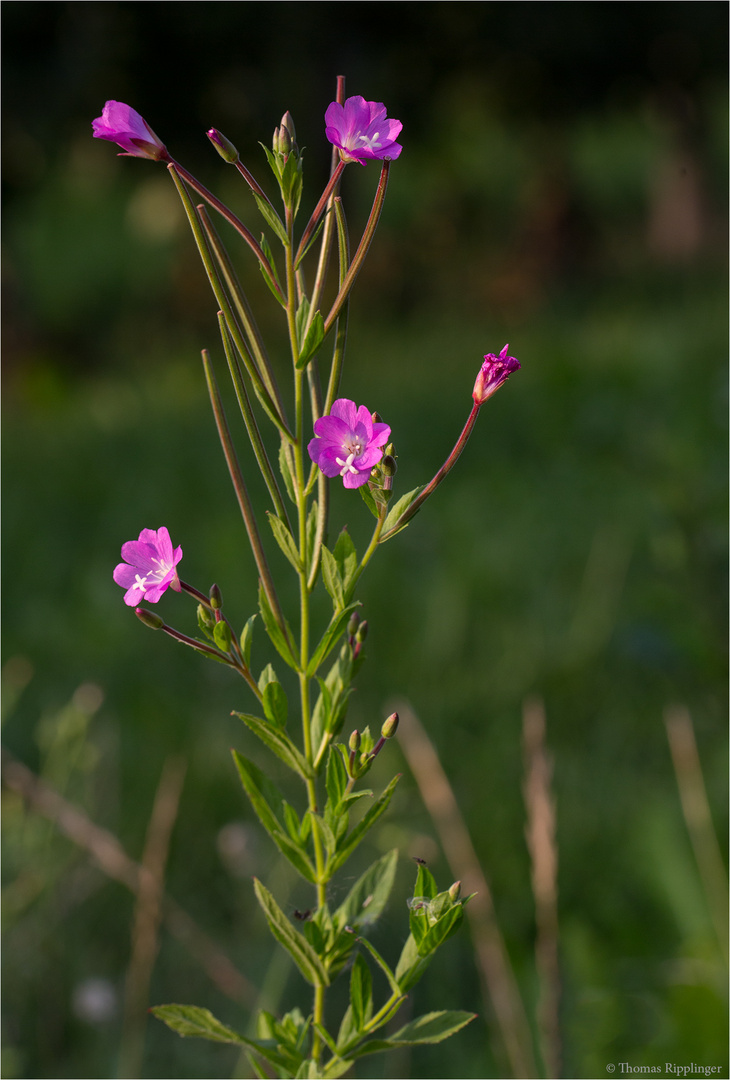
[347,612,360,638]
[381,455,397,477]
[472,345,521,406]
[207,128,239,163]
[209,583,223,610]
[448,880,462,902]
[349,729,361,753]
[273,112,297,158]
[381,712,399,739]
[197,603,215,630]
[355,620,369,643]
[135,607,164,630]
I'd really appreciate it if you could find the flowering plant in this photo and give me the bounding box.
[96,80,519,1078]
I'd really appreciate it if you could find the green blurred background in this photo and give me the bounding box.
[2,3,727,1078]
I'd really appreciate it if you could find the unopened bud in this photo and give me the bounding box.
[273,111,297,157]
[371,411,383,425]
[381,712,399,740]
[207,128,239,163]
[355,620,368,644]
[135,607,164,630]
[209,583,223,610]
[347,612,360,638]
[448,880,462,902]
[381,455,397,477]
[349,729,361,753]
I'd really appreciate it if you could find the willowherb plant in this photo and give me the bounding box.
[95,79,519,1080]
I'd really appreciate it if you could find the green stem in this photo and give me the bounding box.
[379,402,482,543]
[198,205,288,424]
[169,158,284,303]
[201,351,292,649]
[323,160,391,336]
[168,164,293,440]
[216,313,291,527]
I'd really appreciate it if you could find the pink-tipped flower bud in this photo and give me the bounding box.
[207,128,239,163]
[472,344,521,406]
[135,607,164,630]
[381,712,399,740]
[448,880,462,902]
[209,583,223,610]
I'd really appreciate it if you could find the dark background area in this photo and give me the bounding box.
[2,3,728,1078]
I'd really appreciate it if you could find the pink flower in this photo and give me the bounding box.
[472,345,521,405]
[325,96,403,165]
[308,399,391,489]
[113,527,182,607]
[92,101,168,161]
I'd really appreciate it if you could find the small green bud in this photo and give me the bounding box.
[381,712,399,739]
[207,128,239,163]
[197,603,215,630]
[209,583,223,610]
[349,729,361,753]
[347,612,360,638]
[135,607,164,630]
[355,619,369,643]
[371,411,383,424]
[448,880,462,902]
[381,454,397,477]
[273,111,297,157]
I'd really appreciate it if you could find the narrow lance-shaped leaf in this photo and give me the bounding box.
[253,878,330,987]
[235,712,313,782]
[150,1005,283,1069]
[329,774,401,872]
[232,751,316,881]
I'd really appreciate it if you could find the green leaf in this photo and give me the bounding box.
[307,810,337,857]
[307,602,360,676]
[279,440,298,504]
[232,751,316,881]
[151,1005,283,1068]
[253,878,330,987]
[258,232,284,299]
[414,864,438,901]
[359,483,379,519]
[418,904,464,957]
[297,310,325,369]
[258,662,278,695]
[381,485,425,538]
[329,774,401,873]
[349,954,373,1033]
[295,296,311,345]
[267,512,302,572]
[334,849,399,932]
[240,614,257,668]
[325,744,348,810]
[333,528,358,593]
[253,194,288,245]
[236,712,313,781]
[394,934,431,993]
[258,581,299,670]
[355,936,402,999]
[320,545,345,610]
[262,680,288,729]
[213,620,231,653]
[359,1011,477,1051]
